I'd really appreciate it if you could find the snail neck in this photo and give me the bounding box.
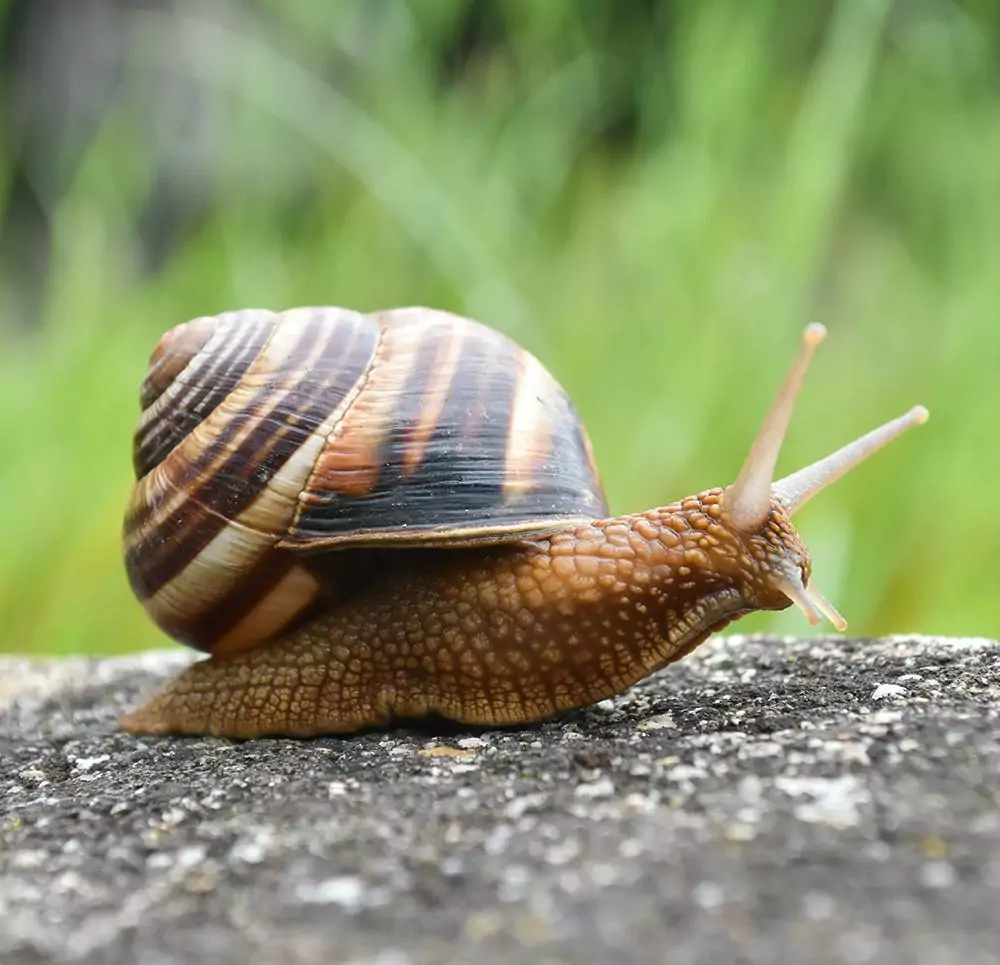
[536,492,785,668]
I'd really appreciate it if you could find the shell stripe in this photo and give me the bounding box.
[296,312,430,499]
[133,316,242,473]
[137,315,269,454]
[139,315,216,410]
[503,349,556,494]
[507,364,605,511]
[133,315,276,479]
[138,517,295,648]
[177,549,297,647]
[287,315,535,541]
[150,310,288,484]
[365,318,467,484]
[212,562,321,656]
[125,319,285,539]
[399,319,466,475]
[126,311,379,599]
[159,545,311,653]
[434,322,521,498]
[126,316,277,533]
[297,311,460,502]
[570,398,604,496]
[125,319,304,583]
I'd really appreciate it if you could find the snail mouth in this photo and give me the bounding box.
[642,587,748,674]
[664,587,747,657]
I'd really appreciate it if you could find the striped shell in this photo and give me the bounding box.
[124,306,609,655]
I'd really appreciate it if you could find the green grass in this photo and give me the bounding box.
[1,2,997,657]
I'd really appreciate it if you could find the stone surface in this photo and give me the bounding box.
[1,634,999,965]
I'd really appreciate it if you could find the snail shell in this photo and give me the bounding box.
[124,306,608,656]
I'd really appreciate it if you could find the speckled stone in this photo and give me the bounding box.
[1,634,998,965]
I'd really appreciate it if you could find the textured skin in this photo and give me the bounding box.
[119,491,805,737]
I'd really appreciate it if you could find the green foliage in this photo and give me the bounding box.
[1,2,996,655]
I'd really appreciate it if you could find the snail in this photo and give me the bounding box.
[119,306,927,737]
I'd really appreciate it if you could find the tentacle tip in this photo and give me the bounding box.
[803,322,827,347]
[910,404,930,426]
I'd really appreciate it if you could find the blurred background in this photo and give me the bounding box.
[0,0,996,658]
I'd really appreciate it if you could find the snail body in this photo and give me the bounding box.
[120,307,927,737]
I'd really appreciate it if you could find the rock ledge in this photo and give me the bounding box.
[2,634,999,965]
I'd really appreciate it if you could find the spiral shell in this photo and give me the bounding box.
[124,306,608,655]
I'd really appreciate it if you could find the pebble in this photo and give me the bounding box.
[296,876,366,909]
[871,683,907,701]
[920,861,957,889]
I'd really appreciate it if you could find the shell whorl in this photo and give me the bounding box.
[124,306,608,654]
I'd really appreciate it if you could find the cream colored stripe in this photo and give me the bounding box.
[146,517,275,625]
[214,564,321,654]
[401,323,465,475]
[301,312,430,497]
[504,350,556,494]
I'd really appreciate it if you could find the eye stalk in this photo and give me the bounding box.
[721,323,929,631]
[723,322,828,533]
[772,405,929,515]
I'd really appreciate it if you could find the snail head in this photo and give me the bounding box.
[718,323,928,631]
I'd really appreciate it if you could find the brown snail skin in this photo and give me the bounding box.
[119,308,928,738]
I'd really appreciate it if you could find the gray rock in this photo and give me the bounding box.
[1,634,999,965]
